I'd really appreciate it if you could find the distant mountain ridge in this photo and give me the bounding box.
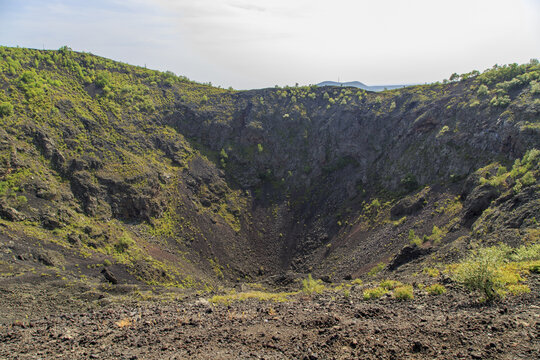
[317,80,411,92]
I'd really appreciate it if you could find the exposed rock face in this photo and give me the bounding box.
[388,245,433,271]
[0,47,538,285]
[391,191,428,218]
[463,184,500,223]
[0,200,26,221]
[101,268,118,284]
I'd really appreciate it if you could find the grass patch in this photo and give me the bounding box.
[423,267,440,277]
[363,287,389,300]
[506,284,531,296]
[393,285,414,300]
[210,290,295,305]
[425,283,446,295]
[380,279,402,290]
[302,274,325,295]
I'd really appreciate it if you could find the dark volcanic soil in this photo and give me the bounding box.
[1,276,538,360]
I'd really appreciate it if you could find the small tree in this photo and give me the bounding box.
[531,80,540,95]
[0,102,13,117]
[477,84,489,96]
[58,45,72,54]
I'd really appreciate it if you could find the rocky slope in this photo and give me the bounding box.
[1,276,538,359]
[1,46,539,360]
[0,46,539,291]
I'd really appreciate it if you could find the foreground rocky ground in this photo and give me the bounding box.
[1,274,538,360]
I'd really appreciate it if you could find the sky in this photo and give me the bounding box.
[0,0,539,89]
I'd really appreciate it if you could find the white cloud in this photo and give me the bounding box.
[1,0,538,88]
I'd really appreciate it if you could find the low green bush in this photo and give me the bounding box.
[393,285,414,300]
[452,243,539,301]
[425,284,446,295]
[490,95,511,107]
[0,102,13,117]
[477,84,489,96]
[506,284,530,296]
[452,246,507,301]
[302,274,324,295]
[380,279,402,290]
[363,287,388,300]
[368,262,385,276]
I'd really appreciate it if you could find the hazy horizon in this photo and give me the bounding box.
[1,0,539,89]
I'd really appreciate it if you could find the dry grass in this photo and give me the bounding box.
[115,317,132,328]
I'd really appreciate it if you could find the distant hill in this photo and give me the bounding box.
[317,81,411,92]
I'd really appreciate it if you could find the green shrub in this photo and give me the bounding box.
[506,284,530,296]
[513,180,523,193]
[409,229,422,246]
[510,243,540,262]
[524,148,540,164]
[490,95,511,107]
[95,72,111,89]
[351,278,363,286]
[380,279,402,290]
[477,84,489,96]
[529,264,540,273]
[302,274,324,295]
[17,70,45,99]
[451,245,532,301]
[15,195,27,207]
[452,246,504,300]
[220,148,228,159]
[368,262,385,276]
[428,226,444,244]
[531,80,540,94]
[114,233,134,253]
[423,267,440,277]
[437,125,449,137]
[496,78,523,91]
[425,284,446,295]
[393,285,414,300]
[363,287,388,300]
[0,102,13,117]
[521,172,536,186]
